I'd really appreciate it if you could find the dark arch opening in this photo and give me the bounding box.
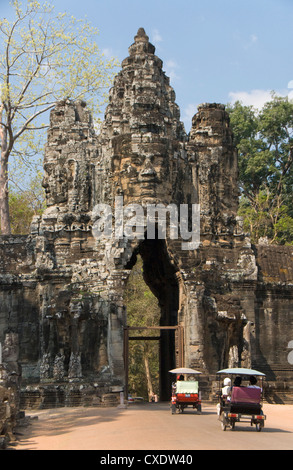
[125,237,180,401]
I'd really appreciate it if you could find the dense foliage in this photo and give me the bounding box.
[8,176,45,234]
[227,95,293,245]
[124,255,161,400]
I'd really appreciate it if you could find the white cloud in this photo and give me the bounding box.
[287,80,293,101]
[181,103,198,131]
[151,29,163,44]
[243,33,258,50]
[165,59,180,82]
[229,83,293,109]
[228,89,274,109]
[165,60,178,69]
[102,48,114,58]
[183,103,198,122]
[250,34,258,44]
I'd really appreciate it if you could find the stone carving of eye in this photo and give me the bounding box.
[131,156,143,166]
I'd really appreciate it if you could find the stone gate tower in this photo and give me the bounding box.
[1,29,293,406]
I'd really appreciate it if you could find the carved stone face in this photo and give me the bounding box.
[42,162,68,206]
[42,158,79,208]
[112,137,171,205]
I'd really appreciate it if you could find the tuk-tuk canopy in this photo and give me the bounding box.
[216,367,266,377]
[169,367,202,375]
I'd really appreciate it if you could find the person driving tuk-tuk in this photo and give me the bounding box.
[221,377,231,400]
[217,377,231,415]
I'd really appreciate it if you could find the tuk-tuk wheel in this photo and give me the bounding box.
[256,423,263,432]
[220,413,227,431]
[221,421,227,431]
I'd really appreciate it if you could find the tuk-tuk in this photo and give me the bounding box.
[216,367,266,431]
[169,367,202,414]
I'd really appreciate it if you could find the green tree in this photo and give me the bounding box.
[124,255,161,400]
[9,175,45,234]
[227,95,293,244]
[0,0,118,234]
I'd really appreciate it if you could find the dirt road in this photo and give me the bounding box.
[11,402,293,451]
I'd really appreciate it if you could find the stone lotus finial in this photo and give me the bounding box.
[129,27,155,55]
[135,27,149,41]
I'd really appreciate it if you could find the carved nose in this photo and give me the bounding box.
[140,157,157,177]
[42,176,48,189]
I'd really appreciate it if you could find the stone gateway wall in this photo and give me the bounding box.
[0,28,293,406]
[0,333,22,447]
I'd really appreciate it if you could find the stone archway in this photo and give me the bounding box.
[1,28,293,408]
[123,238,183,401]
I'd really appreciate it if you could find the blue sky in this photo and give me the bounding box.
[1,0,293,132]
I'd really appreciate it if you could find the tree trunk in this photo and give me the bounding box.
[143,344,154,401]
[0,120,11,235]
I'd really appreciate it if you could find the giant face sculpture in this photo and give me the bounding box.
[112,136,172,206]
[42,161,68,207]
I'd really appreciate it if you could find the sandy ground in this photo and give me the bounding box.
[9,402,293,451]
